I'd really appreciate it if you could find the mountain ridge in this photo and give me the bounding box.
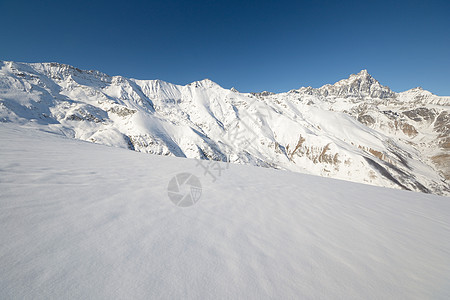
[4,60,436,95]
[0,60,448,195]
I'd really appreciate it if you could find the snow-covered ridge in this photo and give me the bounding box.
[0,60,449,195]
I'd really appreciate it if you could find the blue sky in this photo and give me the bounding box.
[1,0,449,95]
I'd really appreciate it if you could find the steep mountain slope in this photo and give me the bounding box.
[1,125,449,299]
[0,61,448,195]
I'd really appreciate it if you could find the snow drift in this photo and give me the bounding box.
[0,125,449,299]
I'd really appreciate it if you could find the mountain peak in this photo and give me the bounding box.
[318,70,394,99]
[349,69,374,82]
[188,78,222,89]
[357,69,369,76]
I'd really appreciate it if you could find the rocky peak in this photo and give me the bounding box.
[251,91,275,98]
[319,70,395,99]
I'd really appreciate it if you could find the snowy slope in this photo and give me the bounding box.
[0,61,448,195]
[0,124,449,299]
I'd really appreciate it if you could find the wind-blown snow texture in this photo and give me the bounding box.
[0,61,449,195]
[0,125,449,299]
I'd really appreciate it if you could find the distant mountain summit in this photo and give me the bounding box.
[1,61,449,195]
[317,69,396,99]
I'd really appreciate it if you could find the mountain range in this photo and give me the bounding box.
[0,61,448,195]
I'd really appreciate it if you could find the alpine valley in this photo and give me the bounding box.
[0,61,448,195]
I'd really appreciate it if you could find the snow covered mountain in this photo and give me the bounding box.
[0,61,448,195]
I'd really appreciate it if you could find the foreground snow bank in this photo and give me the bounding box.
[0,124,449,299]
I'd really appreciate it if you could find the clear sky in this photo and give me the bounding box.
[1,0,449,95]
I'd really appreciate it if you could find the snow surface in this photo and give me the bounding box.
[1,124,449,299]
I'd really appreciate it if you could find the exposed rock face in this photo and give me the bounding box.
[404,108,436,122]
[435,111,450,137]
[357,114,376,126]
[0,61,449,195]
